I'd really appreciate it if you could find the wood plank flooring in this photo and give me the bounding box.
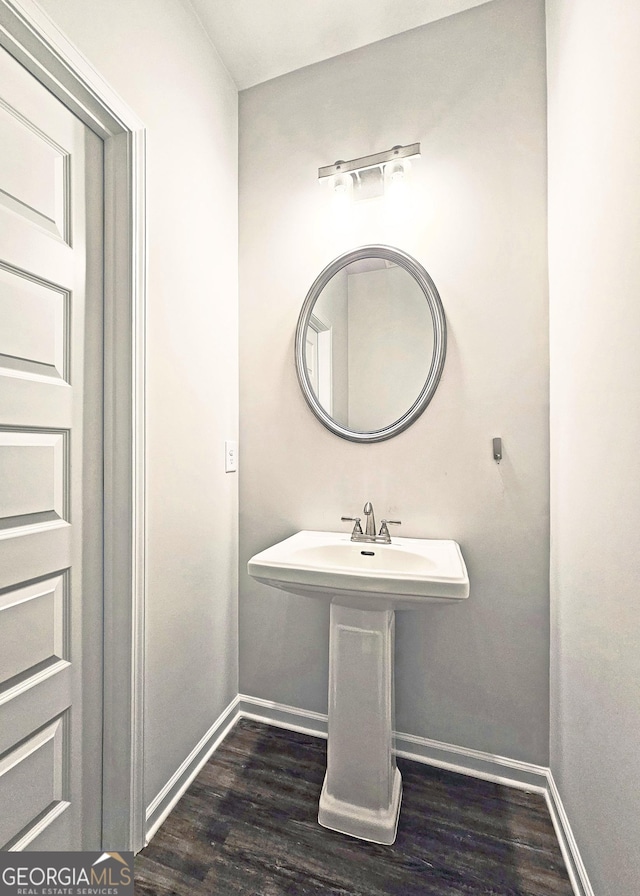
[135,719,573,896]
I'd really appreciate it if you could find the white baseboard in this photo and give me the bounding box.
[144,692,594,896]
[544,771,595,896]
[237,693,328,739]
[395,730,549,792]
[144,694,241,843]
[238,694,548,792]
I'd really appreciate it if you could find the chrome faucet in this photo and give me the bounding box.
[363,501,376,537]
[342,502,402,544]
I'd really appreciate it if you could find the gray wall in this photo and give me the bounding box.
[239,0,550,764]
[37,0,240,809]
[547,1,640,893]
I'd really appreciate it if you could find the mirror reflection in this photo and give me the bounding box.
[304,258,435,432]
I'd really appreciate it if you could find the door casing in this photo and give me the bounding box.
[0,0,146,852]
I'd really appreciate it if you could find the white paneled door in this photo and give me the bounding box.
[0,45,104,849]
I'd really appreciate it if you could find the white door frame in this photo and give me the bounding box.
[0,0,146,852]
[309,313,333,417]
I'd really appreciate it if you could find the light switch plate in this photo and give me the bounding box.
[225,440,238,473]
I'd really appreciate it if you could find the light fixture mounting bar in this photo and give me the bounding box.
[318,143,420,180]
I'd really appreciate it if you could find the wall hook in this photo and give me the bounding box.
[493,437,502,464]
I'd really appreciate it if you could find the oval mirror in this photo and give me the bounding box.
[295,245,447,442]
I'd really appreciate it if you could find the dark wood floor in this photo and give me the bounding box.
[135,719,573,896]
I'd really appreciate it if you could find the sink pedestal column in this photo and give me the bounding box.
[318,604,402,844]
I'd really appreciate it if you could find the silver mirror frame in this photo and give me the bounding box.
[295,245,447,443]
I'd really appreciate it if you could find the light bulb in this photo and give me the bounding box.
[333,172,353,194]
[387,160,406,182]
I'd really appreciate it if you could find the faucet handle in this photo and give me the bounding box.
[341,516,363,536]
[379,519,401,538]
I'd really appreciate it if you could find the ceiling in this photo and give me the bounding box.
[187,0,494,90]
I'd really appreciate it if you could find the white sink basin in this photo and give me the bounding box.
[248,529,469,610]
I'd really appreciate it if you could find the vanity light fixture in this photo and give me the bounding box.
[319,143,420,199]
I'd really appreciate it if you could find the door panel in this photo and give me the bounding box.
[0,263,68,381]
[0,717,67,848]
[0,50,70,243]
[0,103,67,239]
[0,45,103,850]
[0,574,66,682]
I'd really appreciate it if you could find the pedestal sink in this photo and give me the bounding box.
[248,530,469,844]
